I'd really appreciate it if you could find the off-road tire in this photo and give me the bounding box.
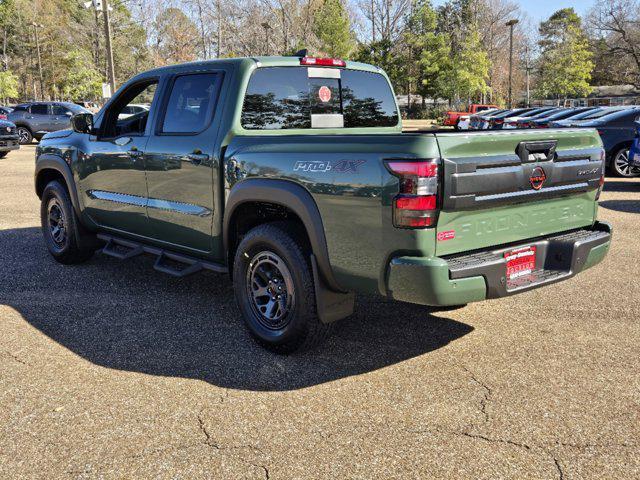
[41,180,95,264]
[233,222,332,353]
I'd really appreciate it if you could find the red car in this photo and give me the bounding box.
[443,104,499,128]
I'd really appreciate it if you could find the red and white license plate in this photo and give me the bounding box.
[504,246,537,280]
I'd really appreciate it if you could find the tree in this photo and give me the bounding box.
[403,0,448,105]
[0,70,18,103]
[433,1,491,105]
[437,26,491,105]
[354,39,405,90]
[151,7,200,66]
[588,0,640,88]
[313,0,355,58]
[536,8,594,101]
[56,49,102,100]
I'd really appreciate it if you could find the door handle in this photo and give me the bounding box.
[187,152,209,165]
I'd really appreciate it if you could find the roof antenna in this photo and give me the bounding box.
[294,49,308,58]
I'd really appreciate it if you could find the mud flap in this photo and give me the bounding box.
[310,254,355,324]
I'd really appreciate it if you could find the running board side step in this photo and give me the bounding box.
[97,234,227,277]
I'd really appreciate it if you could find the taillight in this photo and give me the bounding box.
[597,130,605,136]
[300,57,346,67]
[0,114,6,120]
[386,159,439,228]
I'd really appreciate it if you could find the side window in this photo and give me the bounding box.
[161,73,221,134]
[51,105,70,116]
[341,70,399,128]
[241,68,311,130]
[100,80,158,138]
[30,104,48,115]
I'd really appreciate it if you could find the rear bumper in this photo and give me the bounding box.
[386,222,612,306]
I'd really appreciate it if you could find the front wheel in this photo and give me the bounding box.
[232,222,332,353]
[40,180,96,264]
[0,151,8,159]
[16,126,32,145]
[612,147,640,177]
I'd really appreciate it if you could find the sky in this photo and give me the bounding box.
[431,0,597,24]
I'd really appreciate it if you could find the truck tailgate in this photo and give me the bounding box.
[434,129,603,256]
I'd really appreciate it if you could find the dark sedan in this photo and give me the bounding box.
[571,107,640,177]
[519,107,598,128]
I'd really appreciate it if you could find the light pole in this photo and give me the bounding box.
[102,0,116,95]
[506,19,519,109]
[31,22,44,100]
[261,22,271,56]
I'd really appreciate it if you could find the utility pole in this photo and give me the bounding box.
[261,22,271,56]
[371,0,375,42]
[102,0,116,95]
[506,19,519,109]
[216,0,222,57]
[31,23,44,100]
[525,46,531,107]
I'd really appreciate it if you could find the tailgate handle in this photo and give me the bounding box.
[516,140,557,163]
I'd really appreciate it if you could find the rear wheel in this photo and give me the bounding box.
[16,126,32,145]
[40,180,95,264]
[0,151,7,159]
[233,222,332,353]
[612,147,639,177]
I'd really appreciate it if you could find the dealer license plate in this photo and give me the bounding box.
[504,246,537,280]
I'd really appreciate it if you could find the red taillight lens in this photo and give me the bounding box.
[386,159,439,229]
[300,57,346,67]
[0,114,6,120]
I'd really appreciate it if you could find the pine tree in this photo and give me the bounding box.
[402,1,447,105]
[536,8,594,102]
[313,0,355,59]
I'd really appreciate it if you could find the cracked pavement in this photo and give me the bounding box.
[1,146,639,479]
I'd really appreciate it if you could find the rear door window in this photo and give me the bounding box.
[241,67,399,130]
[30,104,48,115]
[161,73,222,134]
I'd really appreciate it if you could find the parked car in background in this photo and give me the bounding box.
[522,107,598,129]
[0,106,13,120]
[443,103,499,128]
[487,108,535,129]
[630,118,640,170]
[117,103,150,120]
[496,107,558,129]
[549,106,631,128]
[0,119,20,158]
[514,108,567,128]
[469,108,508,130]
[572,107,640,177]
[8,101,91,144]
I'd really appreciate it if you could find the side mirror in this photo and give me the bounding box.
[71,113,94,134]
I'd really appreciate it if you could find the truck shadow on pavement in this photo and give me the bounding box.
[1,227,473,391]
[599,199,640,214]
[603,180,640,193]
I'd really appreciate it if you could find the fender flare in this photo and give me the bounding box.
[223,178,343,293]
[35,155,82,218]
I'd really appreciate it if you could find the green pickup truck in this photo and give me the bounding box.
[35,55,612,352]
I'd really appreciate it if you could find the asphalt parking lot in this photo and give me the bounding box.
[1,145,639,479]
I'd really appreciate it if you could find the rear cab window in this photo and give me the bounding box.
[241,66,399,130]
